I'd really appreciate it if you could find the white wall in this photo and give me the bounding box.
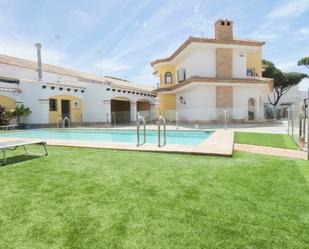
[175,47,216,79]
[233,50,246,78]
[233,85,267,120]
[176,84,216,121]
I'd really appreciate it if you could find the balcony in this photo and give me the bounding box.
[246,68,258,77]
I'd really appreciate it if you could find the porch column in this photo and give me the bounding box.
[103,100,111,123]
[131,101,137,123]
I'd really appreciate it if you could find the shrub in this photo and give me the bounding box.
[0,105,9,125]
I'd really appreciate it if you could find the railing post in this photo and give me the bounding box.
[112,112,116,128]
[137,122,140,146]
[224,109,227,130]
[291,105,294,140]
[307,102,309,160]
[136,115,146,147]
[158,115,166,147]
[287,107,290,135]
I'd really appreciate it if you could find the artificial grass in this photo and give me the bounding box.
[235,132,298,150]
[0,146,308,249]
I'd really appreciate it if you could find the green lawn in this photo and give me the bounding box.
[235,132,298,150]
[0,146,308,249]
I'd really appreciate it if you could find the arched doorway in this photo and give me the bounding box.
[137,99,150,121]
[111,97,131,124]
[0,96,16,110]
[248,98,256,121]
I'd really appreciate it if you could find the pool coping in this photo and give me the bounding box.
[0,130,234,157]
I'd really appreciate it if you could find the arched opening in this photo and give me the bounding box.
[111,97,131,124]
[0,96,16,110]
[248,98,256,121]
[137,99,150,121]
[164,72,173,84]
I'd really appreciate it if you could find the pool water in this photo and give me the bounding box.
[0,129,213,146]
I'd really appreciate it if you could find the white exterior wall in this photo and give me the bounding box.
[172,83,269,122]
[233,50,247,78]
[175,84,216,121]
[0,62,156,125]
[233,85,268,120]
[175,47,216,79]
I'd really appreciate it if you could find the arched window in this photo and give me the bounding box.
[164,72,173,84]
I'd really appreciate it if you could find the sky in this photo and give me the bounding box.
[0,0,308,90]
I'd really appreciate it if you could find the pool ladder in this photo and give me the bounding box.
[158,116,166,147]
[57,117,71,128]
[137,114,146,146]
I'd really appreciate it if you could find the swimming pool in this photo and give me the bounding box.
[0,129,213,146]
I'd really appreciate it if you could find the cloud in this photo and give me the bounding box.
[294,27,309,36]
[0,35,64,66]
[130,67,157,86]
[277,61,297,70]
[95,58,133,75]
[69,9,100,28]
[268,0,309,19]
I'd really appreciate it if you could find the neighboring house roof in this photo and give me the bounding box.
[153,76,273,93]
[151,36,265,67]
[0,54,154,92]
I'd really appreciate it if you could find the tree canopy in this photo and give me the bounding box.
[298,57,309,69]
[262,60,308,106]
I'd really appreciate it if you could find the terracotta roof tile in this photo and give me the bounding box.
[151,36,265,67]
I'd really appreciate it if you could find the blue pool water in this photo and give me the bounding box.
[0,129,213,146]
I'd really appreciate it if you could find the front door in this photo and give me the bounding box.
[61,100,70,119]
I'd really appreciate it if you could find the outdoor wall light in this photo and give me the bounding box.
[179,96,186,105]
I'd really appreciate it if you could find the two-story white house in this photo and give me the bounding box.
[151,19,273,122]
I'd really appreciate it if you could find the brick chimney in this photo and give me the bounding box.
[215,19,233,40]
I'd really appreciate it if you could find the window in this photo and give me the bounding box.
[177,68,186,82]
[246,68,256,76]
[164,72,173,84]
[49,99,57,111]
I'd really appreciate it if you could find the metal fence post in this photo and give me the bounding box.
[307,104,309,160]
[287,107,290,135]
[291,105,294,140]
[224,109,227,130]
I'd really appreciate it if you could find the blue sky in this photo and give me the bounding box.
[0,0,308,90]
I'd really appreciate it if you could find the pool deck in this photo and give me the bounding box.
[0,129,234,157]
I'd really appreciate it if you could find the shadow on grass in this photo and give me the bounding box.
[0,154,41,167]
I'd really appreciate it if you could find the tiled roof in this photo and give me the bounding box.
[151,36,265,67]
[0,54,154,92]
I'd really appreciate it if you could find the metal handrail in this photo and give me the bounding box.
[137,115,146,146]
[158,115,166,147]
[57,117,63,128]
[63,117,70,128]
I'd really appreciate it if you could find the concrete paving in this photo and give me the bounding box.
[234,143,307,160]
